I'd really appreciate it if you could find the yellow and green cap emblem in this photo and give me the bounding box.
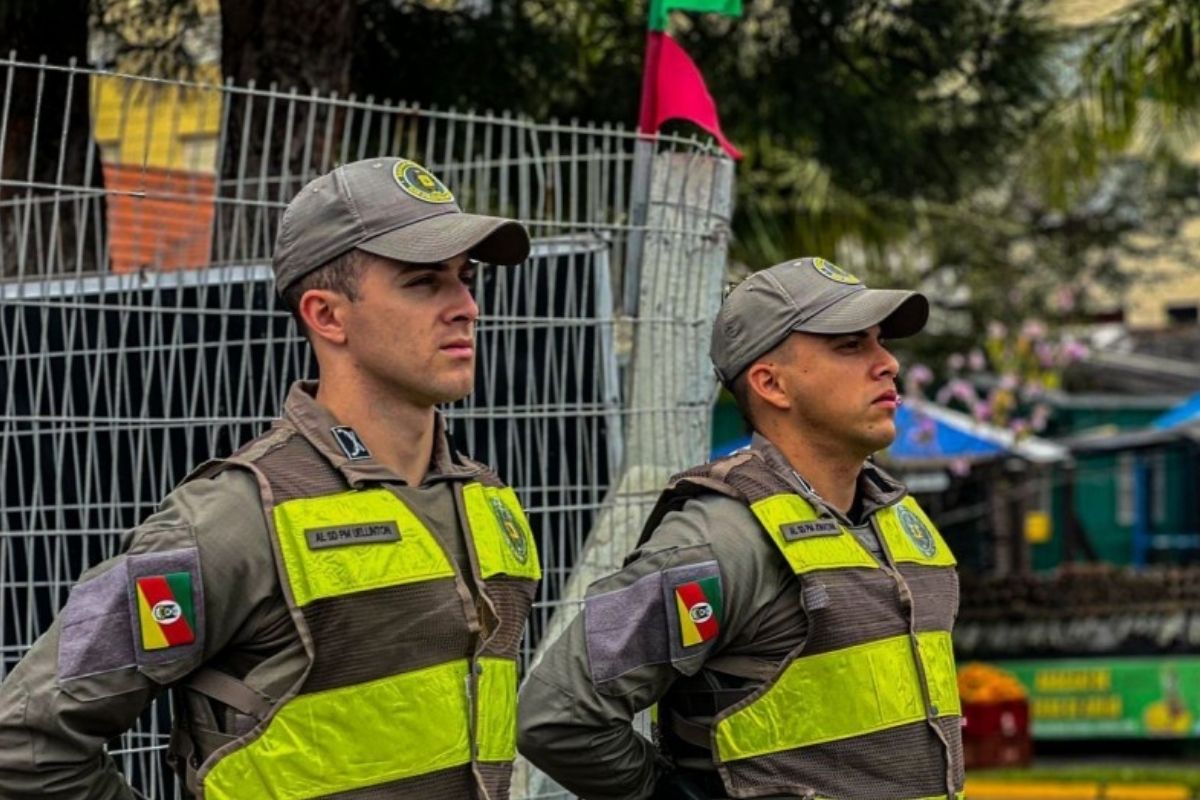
[393,159,454,204]
[811,257,860,285]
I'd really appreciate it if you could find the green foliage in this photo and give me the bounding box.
[84,0,1200,341]
[1085,0,1200,145]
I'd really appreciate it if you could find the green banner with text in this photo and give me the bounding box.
[998,656,1200,738]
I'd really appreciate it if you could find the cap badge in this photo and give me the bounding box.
[811,257,860,285]
[393,159,454,204]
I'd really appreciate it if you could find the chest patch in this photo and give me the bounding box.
[489,495,529,564]
[897,506,937,557]
[306,521,401,550]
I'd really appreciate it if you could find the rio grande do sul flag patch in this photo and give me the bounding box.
[135,573,196,650]
[674,576,723,647]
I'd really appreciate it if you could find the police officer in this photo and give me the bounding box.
[518,257,963,800]
[0,157,541,799]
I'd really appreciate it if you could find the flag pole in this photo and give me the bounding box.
[622,19,664,316]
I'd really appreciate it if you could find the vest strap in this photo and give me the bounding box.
[664,709,714,750]
[704,654,778,683]
[185,668,273,721]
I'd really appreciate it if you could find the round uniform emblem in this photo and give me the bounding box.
[489,496,528,564]
[393,159,455,204]
[810,257,860,285]
[689,602,714,624]
[152,600,183,624]
[897,506,937,558]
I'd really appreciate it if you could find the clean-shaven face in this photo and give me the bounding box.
[339,253,480,407]
[776,325,902,457]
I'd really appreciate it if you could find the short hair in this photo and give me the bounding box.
[280,248,368,334]
[726,371,756,429]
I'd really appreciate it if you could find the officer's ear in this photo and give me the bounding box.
[298,288,351,347]
[745,357,791,414]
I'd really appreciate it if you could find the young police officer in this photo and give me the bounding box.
[518,257,962,800]
[0,157,541,799]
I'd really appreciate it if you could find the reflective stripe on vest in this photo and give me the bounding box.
[714,631,960,762]
[715,491,957,765]
[203,656,517,800]
[748,493,956,574]
[202,479,538,799]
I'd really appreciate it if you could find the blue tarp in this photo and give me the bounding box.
[1154,392,1200,429]
[887,403,1006,462]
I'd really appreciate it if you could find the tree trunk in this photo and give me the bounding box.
[0,0,106,277]
[213,0,357,264]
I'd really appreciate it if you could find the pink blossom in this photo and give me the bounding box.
[986,322,1007,340]
[1035,341,1057,368]
[999,373,1019,391]
[968,348,987,371]
[950,379,979,404]
[1021,381,1045,401]
[906,363,934,388]
[1030,405,1051,431]
[947,353,966,372]
[949,458,972,477]
[973,402,992,422]
[1054,286,1076,313]
[1062,340,1090,362]
[1021,320,1047,341]
[1009,419,1030,437]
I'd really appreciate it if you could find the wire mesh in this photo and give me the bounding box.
[0,57,733,798]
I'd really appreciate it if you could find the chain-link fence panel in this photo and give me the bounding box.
[0,56,734,798]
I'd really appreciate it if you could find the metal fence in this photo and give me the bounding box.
[0,57,735,797]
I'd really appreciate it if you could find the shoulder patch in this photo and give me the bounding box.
[663,561,723,662]
[127,546,205,670]
[135,573,197,650]
[57,544,205,684]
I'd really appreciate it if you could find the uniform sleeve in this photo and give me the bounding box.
[0,469,275,800]
[518,494,782,800]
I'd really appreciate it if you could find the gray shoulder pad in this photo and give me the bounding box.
[583,545,723,690]
[58,525,204,687]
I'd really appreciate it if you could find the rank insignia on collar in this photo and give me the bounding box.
[331,426,371,460]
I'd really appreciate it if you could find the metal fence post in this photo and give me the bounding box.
[515,149,734,800]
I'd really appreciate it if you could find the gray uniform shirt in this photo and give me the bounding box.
[517,435,905,800]
[0,382,481,799]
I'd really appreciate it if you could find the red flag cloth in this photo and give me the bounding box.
[637,31,742,160]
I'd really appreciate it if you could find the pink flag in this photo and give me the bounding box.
[637,31,742,160]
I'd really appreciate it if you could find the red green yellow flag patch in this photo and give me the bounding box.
[674,576,723,647]
[136,573,196,650]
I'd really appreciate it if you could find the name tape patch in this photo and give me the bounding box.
[306,521,401,550]
[781,519,842,542]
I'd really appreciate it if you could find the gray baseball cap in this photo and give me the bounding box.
[272,157,530,292]
[711,257,929,383]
